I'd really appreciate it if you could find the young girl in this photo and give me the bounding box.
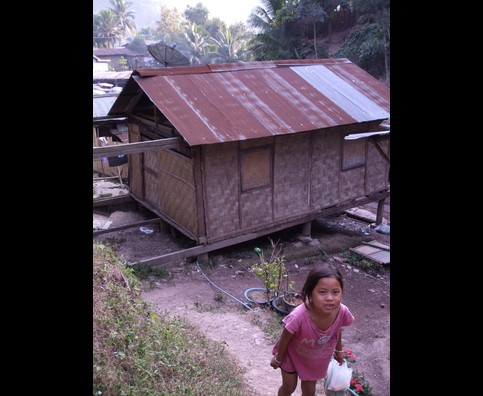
[270,263,354,396]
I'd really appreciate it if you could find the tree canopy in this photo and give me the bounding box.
[93,0,390,83]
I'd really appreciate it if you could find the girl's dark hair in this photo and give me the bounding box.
[301,263,344,303]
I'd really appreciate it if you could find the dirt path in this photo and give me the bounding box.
[94,181,390,395]
[142,278,314,396]
[141,253,390,396]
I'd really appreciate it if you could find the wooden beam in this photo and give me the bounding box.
[128,190,390,267]
[362,241,390,251]
[93,218,161,236]
[93,194,134,207]
[133,233,258,267]
[130,114,176,136]
[93,137,184,159]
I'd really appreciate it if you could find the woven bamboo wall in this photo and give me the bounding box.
[151,150,197,235]
[365,137,390,192]
[143,150,160,207]
[200,128,389,243]
[339,166,366,202]
[273,132,310,218]
[239,137,274,228]
[93,127,129,178]
[310,129,341,207]
[239,187,273,228]
[203,142,240,239]
[128,124,143,198]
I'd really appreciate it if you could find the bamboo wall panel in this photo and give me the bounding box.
[310,130,341,207]
[143,150,160,207]
[149,149,197,235]
[158,150,194,182]
[339,166,366,202]
[203,142,240,240]
[365,137,390,192]
[128,124,143,198]
[239,137,274,230]
[240,148,271,191]
[273,133,310,218]
[239,187,273,228]
[93,127,129,178]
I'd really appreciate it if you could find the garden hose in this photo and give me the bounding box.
[196,261,253,311]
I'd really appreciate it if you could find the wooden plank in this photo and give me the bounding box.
[93,137,184,159]
[128,190,391,267]
[370,250,390,264]
[353,245,380,255]
[134,232,258,267]
[349,245,390,265]
[345,208,377,223]
[192,146,207,242]
[362,240,390,251]
[93,194,134,207]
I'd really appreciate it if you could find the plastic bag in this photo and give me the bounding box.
[325,357,353,391]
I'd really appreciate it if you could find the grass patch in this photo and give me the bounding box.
[246,308,284,344]
[193,299,225,313]
[130,262,172,281]
[93,242,250,395]
[341,251,384,277]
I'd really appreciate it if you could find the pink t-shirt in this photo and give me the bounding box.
[272,302,354,381]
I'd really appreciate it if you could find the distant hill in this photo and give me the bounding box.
[93,0,161,29]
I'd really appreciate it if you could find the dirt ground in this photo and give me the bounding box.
[93,181,390,396]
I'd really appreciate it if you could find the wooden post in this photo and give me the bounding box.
[376,198,386,225]
[117,166,123,185]
[302,221,311,237]
[170,225,177,239]
[159,219,170,233]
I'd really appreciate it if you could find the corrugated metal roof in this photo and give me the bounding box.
[93,70,133,81]
[93,94,121,119]
[93,47,144,57]
[109,59,389,146]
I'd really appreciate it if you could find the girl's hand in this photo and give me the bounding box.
[333,350,345,365]
[270,354,282,369]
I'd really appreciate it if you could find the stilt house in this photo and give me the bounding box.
[106,59,390,261]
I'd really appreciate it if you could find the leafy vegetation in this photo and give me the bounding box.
[93,0,390,82]
[246,307,284,344]
[252,238,293,298]
[93,242,250,395]
[341,251,384,277]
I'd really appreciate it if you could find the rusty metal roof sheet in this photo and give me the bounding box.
[93,94,119,119]
[109,59,389,146]
[93,48,144,57]
[93,70,133,81]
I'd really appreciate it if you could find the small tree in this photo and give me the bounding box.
[252,238,293,298]
[118,56,129,70]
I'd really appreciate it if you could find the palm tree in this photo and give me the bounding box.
[93,9,123,48]
[207,24,252,63]
[247,0,301,60]
[109,0,136,44]
[183,23,210,65]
